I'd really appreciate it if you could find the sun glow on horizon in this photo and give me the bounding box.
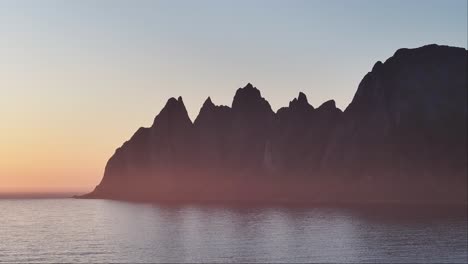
[1,0,466,194]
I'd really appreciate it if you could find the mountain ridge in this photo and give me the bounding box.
[82,44,467,204]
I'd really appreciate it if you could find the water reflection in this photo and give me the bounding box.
[0,199,466,263]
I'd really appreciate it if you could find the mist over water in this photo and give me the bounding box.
[0,199,466,263]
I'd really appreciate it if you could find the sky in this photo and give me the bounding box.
[0,0,466,194]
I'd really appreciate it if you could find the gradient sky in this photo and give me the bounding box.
[1,0,466,194]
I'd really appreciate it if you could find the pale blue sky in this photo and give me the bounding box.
[1,0,466,113]
[0,0,466,192]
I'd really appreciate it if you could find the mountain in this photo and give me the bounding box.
[321,44,467,202]
[82,44,467,204]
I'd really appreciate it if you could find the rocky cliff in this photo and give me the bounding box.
[83,44,467,204]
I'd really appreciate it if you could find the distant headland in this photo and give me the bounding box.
[80,44,467,204]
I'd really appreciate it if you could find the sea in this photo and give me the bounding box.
[0,198,466,263]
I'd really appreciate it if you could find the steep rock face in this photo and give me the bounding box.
[148,96,194,170]
[228,83,276,174]
[321,44,467,201]
[95,96,194,198]
[193,97,232,172]
[271,94,342,176]
[272,92,315,175]
[86,44,467,203]
[306,100,342,174]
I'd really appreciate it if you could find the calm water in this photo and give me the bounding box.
[0,199,466,263]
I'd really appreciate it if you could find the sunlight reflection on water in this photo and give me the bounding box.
[0,199,466,263]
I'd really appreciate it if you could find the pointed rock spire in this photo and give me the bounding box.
[194,96,232,127]
[298,92,307,104]
[232,83,273,114]
[202,96,214,108]
[164,97,178,107]
[153,96,192,127]
[372,61,383,72]
[288,92,314,110]
[195,97,216,124]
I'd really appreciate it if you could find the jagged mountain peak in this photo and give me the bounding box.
[288,92,313,110]
[317,100,340,112]
[86,44,466,204]
[298,92,307,102]
[244,82,254,89]
[153,96,192,126]
[199,96,232,112]
[203,96,214,107]
[372,61,383,72]
[232,83,273,113]
[199,97,216,113]
[194,96,232,126]
[164,96,187,110]
[165,97,178,105]
[233,83,261,101]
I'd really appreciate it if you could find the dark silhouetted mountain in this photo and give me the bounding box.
[94,96,195,199]
[271,94,342,177]
[229,83,275,173]
[82,44,467,204]
[193,97,232,173]
[321,44,467,202]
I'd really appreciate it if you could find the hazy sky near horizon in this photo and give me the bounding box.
[1,0,467,193]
